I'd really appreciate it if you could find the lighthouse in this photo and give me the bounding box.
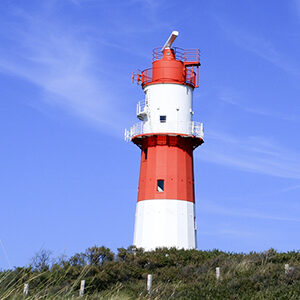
[125,31,204,250]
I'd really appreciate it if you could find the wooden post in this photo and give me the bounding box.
[285,264,289,274]
[216,267,220,280]
[284,264,294,274]
[23,283,29,296]
[147,274,152,294]
[79,280,85,297]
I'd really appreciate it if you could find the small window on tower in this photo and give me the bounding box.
[157,180,164,192]
[144,148,148,160]
[160,115,166,123]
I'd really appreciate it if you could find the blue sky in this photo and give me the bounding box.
[0,0,300,268]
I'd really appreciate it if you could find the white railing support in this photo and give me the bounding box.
[125,121,204,142]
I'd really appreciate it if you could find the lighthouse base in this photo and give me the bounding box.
[133,199,197,250]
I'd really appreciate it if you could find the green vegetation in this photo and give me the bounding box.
[0,246,300,299]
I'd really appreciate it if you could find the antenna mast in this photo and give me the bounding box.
[161,31,179,52]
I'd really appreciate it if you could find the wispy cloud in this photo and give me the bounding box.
[198,228,256,238]
[215,16,300,76]
[280,184,300,192]
[218,87,299,122]
[294,0,300,18]
[0,4,128,135]
[199,201,300,223]
[197,131,300,180]
[0,1,173,136]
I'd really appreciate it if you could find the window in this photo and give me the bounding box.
[157,180,164,192]
[144,148,148,160]
[160,115,166,123]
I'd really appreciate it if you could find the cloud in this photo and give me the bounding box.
[218,87,299,122]
[294,0,300,18]
[199,201,300,223]
[280,184,300,192]
[197,131,300,180]
[0,4,126,136]
[0,1,175,136]
[215,16,300,76]
[199,228,255,238]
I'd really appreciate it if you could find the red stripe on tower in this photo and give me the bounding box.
[133,135,203,202]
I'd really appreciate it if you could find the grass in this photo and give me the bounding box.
[0,247,299,299]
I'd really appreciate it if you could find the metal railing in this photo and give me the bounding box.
[182,48,200,62]
[124,121,204,142]
[140,67,197,87]
[140,68,152,85]
[192,122,204,138]
[186,67,196,86]
[136,99,148,120]
[133,47,200,87]
[125,122,143,142]
[152,47,200,63]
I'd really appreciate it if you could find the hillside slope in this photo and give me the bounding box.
[1,246,300,299]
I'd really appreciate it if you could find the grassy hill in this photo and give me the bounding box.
[0,246,300,299]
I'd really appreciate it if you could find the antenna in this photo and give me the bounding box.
[161,31,179,52]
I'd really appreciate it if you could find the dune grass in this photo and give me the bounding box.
[1,247,299,299]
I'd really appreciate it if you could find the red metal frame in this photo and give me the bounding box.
[132,132,204,150]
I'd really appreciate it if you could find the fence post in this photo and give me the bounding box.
[216,267,220,280]
[285,264,289,274]
[23,283,29,296]
[147,274,152,294]
[79,280,85,297]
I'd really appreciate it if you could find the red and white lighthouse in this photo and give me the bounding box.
[125,31,204,250]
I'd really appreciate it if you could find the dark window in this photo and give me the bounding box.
[144,148,148,160]
[160,115,166,123]
[157,179,164,192]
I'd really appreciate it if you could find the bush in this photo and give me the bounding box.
[0,246,299,299]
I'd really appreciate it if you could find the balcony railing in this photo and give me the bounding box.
[140,68,152,85]
[133,47,200,88]
[152,47,200,63]
[140,67,197,87]
[136,99,148,120]
[124,121,204,142]
[192,122,204,138]
[186,67,196,86]
[125,122,143,142]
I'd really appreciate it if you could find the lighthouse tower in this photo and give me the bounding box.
[125,31,204,250]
